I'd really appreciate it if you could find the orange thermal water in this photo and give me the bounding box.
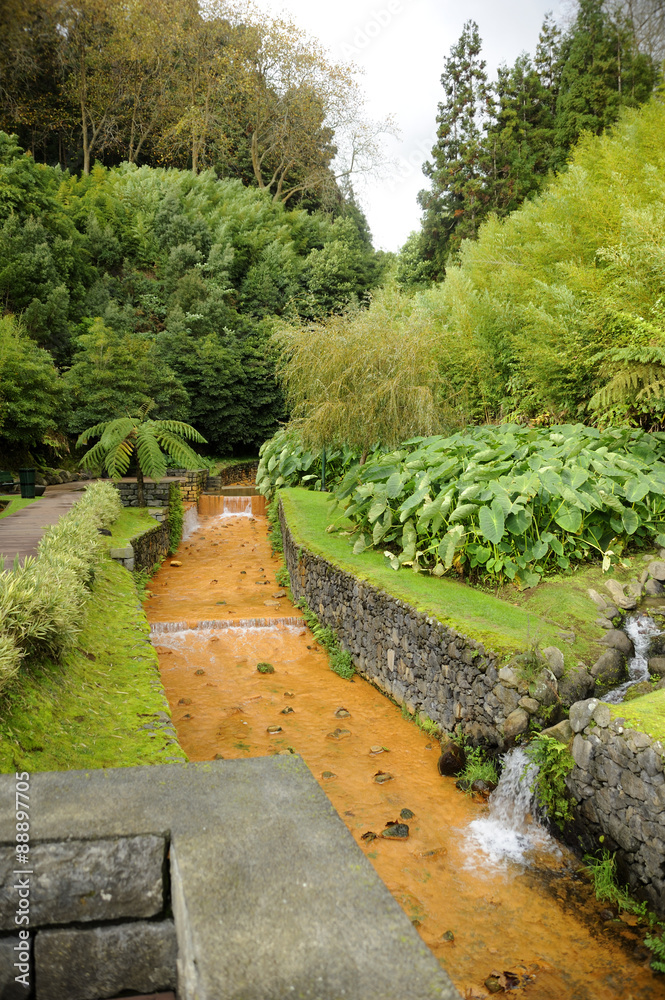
[146,509,664,1000]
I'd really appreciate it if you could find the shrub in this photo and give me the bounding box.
[584,850,647,915]
[459,746,499,788]
[0,481,122,691]
[526,734,575,827]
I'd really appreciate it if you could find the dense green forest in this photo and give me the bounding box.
[2,0,665,472]
[0,134,385,462]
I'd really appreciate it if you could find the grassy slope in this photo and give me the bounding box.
[281,488,649,667]
[0,495,40,520]
[0,509,186,773]
[610,690,665,744]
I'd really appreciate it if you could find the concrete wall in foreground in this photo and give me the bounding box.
[0,760,460,1000]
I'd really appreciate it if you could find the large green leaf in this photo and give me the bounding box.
[438,525,464,568]
[506,507,532,535]
[449,503,477,523]
[386,472,405,499]
[623,477,651,503]
[621,507,640,535]
[478,500,505,544]
[554,504,582,533]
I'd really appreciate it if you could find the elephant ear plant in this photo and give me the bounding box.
[77,402,206,507]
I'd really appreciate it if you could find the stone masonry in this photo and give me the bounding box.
[280,500,559,747]
[566,697,665,915]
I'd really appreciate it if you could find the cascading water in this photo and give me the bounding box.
[465,748,560,869]
[221,496,253,516]
[182,505,200,540]
[603,612,663,704]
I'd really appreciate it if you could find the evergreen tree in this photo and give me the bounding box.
[418,20,493,278]
[484,54,557,217]
[554,0,655,161]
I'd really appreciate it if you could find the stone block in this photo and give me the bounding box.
[592,703,611,728]
[0,835,165,930]
[503,708,529,739]
[648,656,665,677]
[598,630,635,658]
[108,545,134,559]
[0,935,31,999]
[559,666,594,706]
[498,666,518,688]
[540,719,573,744]
[569,698,599,733]
[647,560,665,581]
[35,920,177,1000]
[572,734,593,770]
[493,684,520,713]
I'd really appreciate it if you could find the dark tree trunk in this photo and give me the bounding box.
[136,463,145,507]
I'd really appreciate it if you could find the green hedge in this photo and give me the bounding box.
[0,482,122,692]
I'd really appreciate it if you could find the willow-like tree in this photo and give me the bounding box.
[272,291,445,463]
[77,403,206,506]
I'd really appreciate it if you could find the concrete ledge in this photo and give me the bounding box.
[0,760,460,1000]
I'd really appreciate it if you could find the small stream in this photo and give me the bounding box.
[145,502,663,1000]
[604,613,663,704]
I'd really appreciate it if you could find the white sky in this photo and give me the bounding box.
[256,0,563,251]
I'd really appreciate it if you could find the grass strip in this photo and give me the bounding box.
[0,509,186,773]
[0,495,40,520]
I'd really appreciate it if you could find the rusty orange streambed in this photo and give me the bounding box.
[146,509,664,1000]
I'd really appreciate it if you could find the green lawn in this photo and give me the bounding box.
[0,495,40,520]
[280,488,652,668]
[109,507,161,547]
[611,690,665,744]
[0,509,186,773]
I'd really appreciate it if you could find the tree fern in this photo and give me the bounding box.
[590,342,665,417]
[77,403,206,506]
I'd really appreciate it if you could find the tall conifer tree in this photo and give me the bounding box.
[417,20,492,278]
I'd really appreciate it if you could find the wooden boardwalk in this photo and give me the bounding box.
[0,483,88,567]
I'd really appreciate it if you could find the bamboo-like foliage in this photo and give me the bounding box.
[0,481,123,692]
[273,291,448,459]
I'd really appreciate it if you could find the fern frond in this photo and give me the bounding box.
[135,427,167,481]
[105,439,134,479]
[149,420,207,444]
[151,429,202,469]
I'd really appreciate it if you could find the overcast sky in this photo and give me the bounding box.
[256,0,564,251]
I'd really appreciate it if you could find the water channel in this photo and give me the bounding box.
[145,500,664,1000]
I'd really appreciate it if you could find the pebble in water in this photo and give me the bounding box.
[327,728,351,740]
[400,808,415,820]
[381,822,409,839]
[281,707,294,715]
[334,707,351,718]
[267,726,282,734]
[195,669,205,675]
[321,771,337,780]
[369,745,385,754]
[284,691,295,698]
[374,771,394,784]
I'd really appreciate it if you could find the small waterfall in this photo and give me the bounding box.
[222,496,253,516]
[604,612,662,704]
[150,617,304,636]
[465,748,559,869]
[182,505,200,540]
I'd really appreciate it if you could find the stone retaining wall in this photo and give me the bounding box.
[566,698,665,915]
[114,470,208,507]
[0,833,176,999]
[109,518,170,573]
[206,462,259,492]
[280,501,560,747]
[280,499,665,915]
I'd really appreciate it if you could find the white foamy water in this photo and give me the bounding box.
[219,496,253,517]
[604,613,662,704]
[182,505,200,540]
[150,617,304,636]
[465,748,560,871]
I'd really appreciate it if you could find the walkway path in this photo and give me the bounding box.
[0,482,88,566]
